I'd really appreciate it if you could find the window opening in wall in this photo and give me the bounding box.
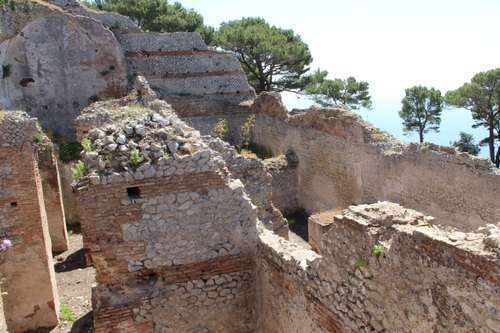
[127,187,141,199]
[10,202,17,208]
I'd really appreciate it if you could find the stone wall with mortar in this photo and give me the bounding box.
[250,97,500,231]
[0,11,128,137]
[73,97,259,332]
[115,31,255,116]
[207,138,288,238]
[0,111,59,333]
[257,202,500,333]
[264,154,299,216]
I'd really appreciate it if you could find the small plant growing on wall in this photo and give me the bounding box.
[34,134,43,143]
[238,115,255,150]
[211,118,228,140]
[88,95,99,103]
[130,149,144,165]
[81,138,92,152]
[71,160,88,182]
[350,256,367,279]
[372,244,384,259]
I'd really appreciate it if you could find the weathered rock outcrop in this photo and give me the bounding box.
[0,11,127,137]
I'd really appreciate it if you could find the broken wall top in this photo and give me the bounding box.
[0,110,38,147]
[73,94,226,188]
[283,103,500,175]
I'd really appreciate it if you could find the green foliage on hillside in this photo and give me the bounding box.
[81,0,214,44]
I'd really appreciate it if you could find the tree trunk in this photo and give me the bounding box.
[495,145,500,168]
[488,126,495,164]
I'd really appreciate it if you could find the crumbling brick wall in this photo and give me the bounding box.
[37,143,68,252]
[74,98,259,332]
[0,111,59,333]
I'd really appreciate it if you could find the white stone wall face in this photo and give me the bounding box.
[123,186,258,272]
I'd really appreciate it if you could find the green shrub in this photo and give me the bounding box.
[100,69,110,76]
[59,141,83,163]
[34,134,43,143]
[88,95,99,103]
[71,160,87,182]
[287,218,296,226]
[352,256,367,269]
[130,149,144,165]
[243,141,273,160]
[81,138,92,152]
[59,303,77,322]
[285,149,299,168]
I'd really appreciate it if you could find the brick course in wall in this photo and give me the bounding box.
[74,101,260,332]
[0,112,59,333]
[37,143,68,252]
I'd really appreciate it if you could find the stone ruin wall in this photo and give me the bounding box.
[0,111,60,333]
[115,31,256,118]
[258,202,500,333]
[37,139,68,251]
[206,138,289,238]
[246,100,500,231]
[73,97,261,332]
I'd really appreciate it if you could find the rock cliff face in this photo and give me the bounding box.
[0,11,127,137]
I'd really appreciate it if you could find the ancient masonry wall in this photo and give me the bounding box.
[0,112,59,333]
[264,154,299,216]
[258,202,500,333]
[38,143,68,251]
[251,105,500,231]
[73,100,259,332]
[207,138,289,238]
[115,32,256,116]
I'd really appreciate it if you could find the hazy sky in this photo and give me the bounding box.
[180,0,499,154]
